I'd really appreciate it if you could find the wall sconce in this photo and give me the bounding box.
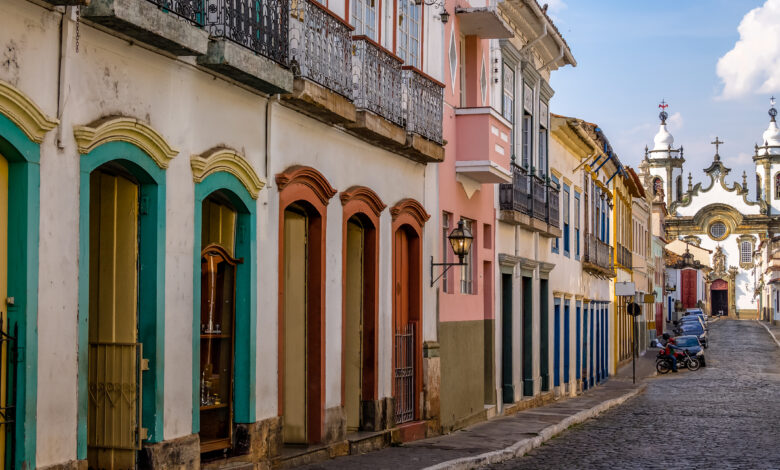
[431,219,473,287]
[439,7,449,23]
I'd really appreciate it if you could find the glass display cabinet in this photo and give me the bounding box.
[199,243,240,453]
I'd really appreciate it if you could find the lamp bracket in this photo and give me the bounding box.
[430,256,466,287]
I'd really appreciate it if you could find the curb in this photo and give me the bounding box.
[756,320,780,348]
[423,383,647,470]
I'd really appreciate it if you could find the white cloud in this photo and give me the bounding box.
[717,0,780,99]
[667,112,683,130]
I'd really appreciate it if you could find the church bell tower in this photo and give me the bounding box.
[644,101,685,208]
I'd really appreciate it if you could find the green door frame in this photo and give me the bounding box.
[77,141,167,458]
[0,113,41,470]
[192,172,257,432]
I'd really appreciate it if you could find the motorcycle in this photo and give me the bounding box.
[656,349,700,373]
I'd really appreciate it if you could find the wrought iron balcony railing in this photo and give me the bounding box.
[499,165,530,214]
[547,184,560,228]
[352,37,404,127]
[402,68,444,144]
[617,244,632,270]
[148,0,203,24]
[531,176,547,222]
[206,0,289,65]
[289,0,353,98]
[583,234,615,276]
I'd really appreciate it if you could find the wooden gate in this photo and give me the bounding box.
[87,343,143,451]
[393,322,415,425]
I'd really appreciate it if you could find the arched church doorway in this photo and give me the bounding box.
[711,279,728,317]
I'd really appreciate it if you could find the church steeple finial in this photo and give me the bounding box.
[658,99,669,124]
[688,172,693,191]
[770,96,777,123]
[711,136,723,160]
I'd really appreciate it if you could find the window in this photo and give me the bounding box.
[574,192,581,259]
[552,176,560,253]
[776,173,780,200]
[460,218,474,294]
[538,128,547,178]
[442,212,452,293]
[522,114,532,168]
[563,185,570,257]
[502,64,514,123]
[756,174,762,201]
[740,241,753,264]
[459,35,466,107]
[709,221,727,240]
[352,0,377,40]
[397,1,421,68]
[676,175,682,202]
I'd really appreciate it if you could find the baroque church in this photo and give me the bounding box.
[638,101,780,318]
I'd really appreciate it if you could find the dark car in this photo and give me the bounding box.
[680,315,707,331]
[673,335,706,366]
[678,321,708,348]
[684,309,709,326]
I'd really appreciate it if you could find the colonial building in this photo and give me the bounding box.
[547,114,618,395]
[0,0,446,467]
[648,103,774,321]
[436,0,512,433]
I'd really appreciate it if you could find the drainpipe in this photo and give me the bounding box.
[56,6,76,149]
[537,45,564,73]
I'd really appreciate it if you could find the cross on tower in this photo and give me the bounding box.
[711,136,724,156]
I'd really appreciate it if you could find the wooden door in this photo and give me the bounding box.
[392,227,416,424]
[681,269,697,309]
[87,170,140,470]
[344,219,364,431]
[283,209,308,443]
[0,154,7,468]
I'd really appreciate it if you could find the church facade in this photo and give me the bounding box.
[643,104,780,320]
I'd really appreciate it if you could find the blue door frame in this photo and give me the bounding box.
[589,304,594,388]
[603,306,609,379]
[575,302,581,381]
[563,300,570,384]
[553,298,561,387]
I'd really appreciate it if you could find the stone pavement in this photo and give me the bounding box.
[300,365,648,469]
[487,318,780,469]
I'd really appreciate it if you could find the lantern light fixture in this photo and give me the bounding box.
[431,219,473,287]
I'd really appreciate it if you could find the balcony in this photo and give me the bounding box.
[583,234,616,278]
[344,36,407,149]
[453,108,512,184]
[81,0,210,56]
[198,0,294,94]
[617,244,632,270]
[283,0,357,124]
[401,67,445,162]
[498,166,561,238]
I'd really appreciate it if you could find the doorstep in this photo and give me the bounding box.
[391,421,427,444]
[347,429,392,455]
[273,441,348,469]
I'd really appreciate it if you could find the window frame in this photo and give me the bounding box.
[351,0,378,40]
[563,184,570,257]
[397,0,422,68]
[459,217,476,294]
[574,191,581,260]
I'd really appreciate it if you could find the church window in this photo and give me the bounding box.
[740,241,753,264]
[756,174,762,200]
[675,176,682,202]
[775,173,780,200]
[709,221,727,240]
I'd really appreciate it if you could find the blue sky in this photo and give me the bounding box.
[547,0,779,186]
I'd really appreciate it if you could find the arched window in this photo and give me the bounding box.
[675,175,682,202]
[756,174,762,200]
[775,173,780,200]
[652,177,662,196]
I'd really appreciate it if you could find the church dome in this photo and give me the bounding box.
[759,98,780,156]
[652,124,675,151]
[762,121,780,147]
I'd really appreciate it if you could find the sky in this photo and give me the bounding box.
[546,0,780,186]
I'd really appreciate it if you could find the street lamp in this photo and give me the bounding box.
[431,219,473,287]
[412,0,449,24]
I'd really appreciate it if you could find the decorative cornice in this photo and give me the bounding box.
[191,147,265,199]
[340,186,386,217]
[538,261,555,275]
[0,80,58,143]
[498,253,520,267]
[390,198,430,226]
[73,116,178,168]
[275,165,337,205]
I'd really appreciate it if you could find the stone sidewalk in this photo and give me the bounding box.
[300,358,655,470]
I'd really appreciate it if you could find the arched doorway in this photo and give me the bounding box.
[340,186,383,432]
[711,279,728,317]
[276,166,335,445]
[393,224,421,424]
[86,163,148,469]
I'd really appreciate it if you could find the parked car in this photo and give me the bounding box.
[684,308,709,325]
[680,315,707,331]
[672,335,706,367]
[677,321,708,348]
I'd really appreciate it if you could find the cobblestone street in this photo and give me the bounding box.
[488,319,780,469]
